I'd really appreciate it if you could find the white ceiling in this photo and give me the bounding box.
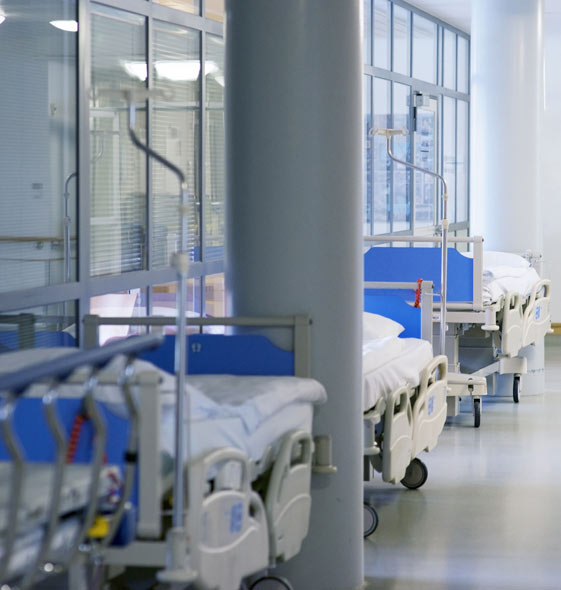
[406,0,561,33]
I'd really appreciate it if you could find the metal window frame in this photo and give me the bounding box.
[0,0,225,338]
[364,0,470,240]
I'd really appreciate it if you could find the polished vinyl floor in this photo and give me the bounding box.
[363,342,561,590]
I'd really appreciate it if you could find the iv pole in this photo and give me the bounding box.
[370,128,449,357]
[124,89,196,585]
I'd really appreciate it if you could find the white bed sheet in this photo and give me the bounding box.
[362,337,433,412]
[0,349,326,464]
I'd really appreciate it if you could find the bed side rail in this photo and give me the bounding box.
[0,334,162,588]
[83,314,312,378]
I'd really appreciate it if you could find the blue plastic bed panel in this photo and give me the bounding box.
[139,334,294,376]
[364,293,421,339]
[0,331,76,352]
[0,397,128,465]
[364,246,474,302]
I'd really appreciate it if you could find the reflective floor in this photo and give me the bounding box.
[364,342,561,590]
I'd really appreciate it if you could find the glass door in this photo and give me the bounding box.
[413,93,438,233]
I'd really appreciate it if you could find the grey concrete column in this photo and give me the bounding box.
[225,1,363,588]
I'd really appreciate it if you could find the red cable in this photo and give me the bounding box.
[66,413,87,464]
[414,278,423,308]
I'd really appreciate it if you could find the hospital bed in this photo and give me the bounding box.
[364,235,551,419]
[361,298,447,517]
[0,335,162,589]
[81,313,331,590]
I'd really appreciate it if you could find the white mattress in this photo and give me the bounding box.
[0,349,327,464]
[362,336,433,412]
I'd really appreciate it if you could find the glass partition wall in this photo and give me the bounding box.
[364,0,470,240]
[0,0,224,348]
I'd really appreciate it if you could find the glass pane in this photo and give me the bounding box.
[457,37,469,94]
[0,301,77,352]
[444,30,457,90]
[205,34,225,261]
[393,6,410,76]
[90,6,147,277]
[443,97,457,223]
[374,0,391,70]
[414,106,436,228]
[412,14,437,84]
[205,273,225,317]
[152,21,201,268]
[364,76,372,235]
[152,278,202,333]
[457,100,469,222]
[0,1,77,293]
[364,0,372,65]
[392,83,411,232]
[155,0,199,16]
[206,0,224,22]
[373,78,391,235]
[90,290,147,344]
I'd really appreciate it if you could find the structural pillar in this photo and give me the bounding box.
[225,1,364,589]
[471,0,545,396]
[471,0,543,254]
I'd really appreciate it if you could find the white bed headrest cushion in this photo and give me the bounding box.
[363,311,404,342]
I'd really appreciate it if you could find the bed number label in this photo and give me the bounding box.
[428,396,434,416]
[536,306,541,320]
[230,502,243,534]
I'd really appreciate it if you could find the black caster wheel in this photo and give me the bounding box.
[513,375,521,404]
[473,398,481,428]
[400,458,428,490]
[363,503,379,537]
[249,576,293,590]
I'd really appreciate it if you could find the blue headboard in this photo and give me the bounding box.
[364,246,474,302]
[140,333,294,376]
[364,293,421,339]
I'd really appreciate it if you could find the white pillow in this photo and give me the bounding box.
[483,251,530,270]
[363,312,404,342]
[464,250,530,269]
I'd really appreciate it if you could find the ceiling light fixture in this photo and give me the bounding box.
[49,20,78,32]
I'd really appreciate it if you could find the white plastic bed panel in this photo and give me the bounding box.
[500,292,524,357]
[188,448,269,590]
[522,280,552,348]
[265,430,313,564]
[411,355,448,457]
[375,386,413,485]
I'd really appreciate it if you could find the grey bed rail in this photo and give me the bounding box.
[83,314,313,378]
[0,333,162,588]
[0,334,162,395]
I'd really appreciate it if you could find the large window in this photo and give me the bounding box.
[364,0,470,238]
[0,0,225,348]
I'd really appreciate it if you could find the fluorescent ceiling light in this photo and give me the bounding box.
[123,61,148,82]
[123,60,223,84]
[155,60,200,82]
[0,16,6,25]
[49,20,78,32]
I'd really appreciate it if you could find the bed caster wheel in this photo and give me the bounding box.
[249,576,293,590]
[473,398,481,428]
[513,375,521,404]
[363,502,379,537]
[400,458,428,490]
